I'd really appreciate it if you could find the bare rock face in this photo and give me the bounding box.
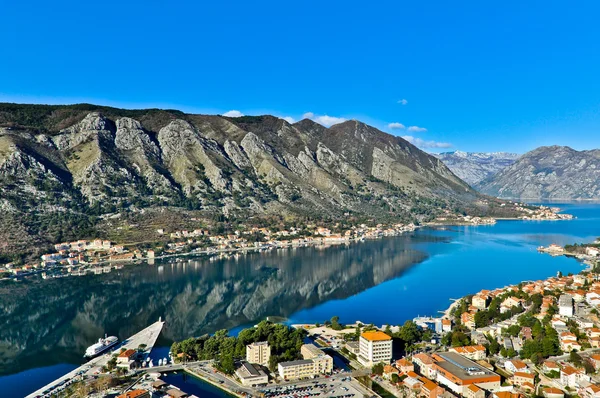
[434,151,520,186]
[158,119,229,194]
[0,103,493,251]
[477,146,600,199]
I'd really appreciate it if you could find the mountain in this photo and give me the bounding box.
[433,151,520,186]
[0,103,509,259]
[477,146,600,199]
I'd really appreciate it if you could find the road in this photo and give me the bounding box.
[25,320,165,398]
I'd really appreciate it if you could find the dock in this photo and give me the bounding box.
[25,319,165,398]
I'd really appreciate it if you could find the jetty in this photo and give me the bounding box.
[25,319,165,398]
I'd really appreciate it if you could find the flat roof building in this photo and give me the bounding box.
[358,331,393,367]
[559,294,574,317]
[278,359,317,380]
[235,361,269,386]
[431,352,500,395]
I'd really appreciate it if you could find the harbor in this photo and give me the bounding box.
[25,319,165,398]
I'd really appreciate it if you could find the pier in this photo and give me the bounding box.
[25,319,165,398]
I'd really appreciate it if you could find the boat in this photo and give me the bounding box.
[84,335,119,358]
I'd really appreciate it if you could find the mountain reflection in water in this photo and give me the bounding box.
[0,233,440,375]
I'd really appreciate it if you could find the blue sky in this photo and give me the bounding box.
[2,1,600,153]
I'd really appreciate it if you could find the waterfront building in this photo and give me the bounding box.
[235,361,269,386]
[559,294,574,317]
[431,352,501,395]
[246,341,271,366]
[358,331,393,367]
[117,390,150,398]
[117,349,137,368]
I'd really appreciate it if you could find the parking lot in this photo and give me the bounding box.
[259,377,366,398]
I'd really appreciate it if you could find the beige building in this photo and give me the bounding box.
[235,361,269,386]
[301,344,333,374]
[278,359,317,380]
[358,331,393,367]
[246,341,271,366]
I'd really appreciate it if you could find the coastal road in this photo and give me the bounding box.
[25,320,165,398]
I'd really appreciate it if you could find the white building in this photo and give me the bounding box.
[246,341,271,367]
[235,361,269,386]
[358,331,392,367]
[559,294,574,317]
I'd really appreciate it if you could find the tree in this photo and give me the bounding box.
[398,321,422,345]
[372,363,384,375]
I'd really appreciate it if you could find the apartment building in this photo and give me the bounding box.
[246,341,271,367]
[358,331,393,367]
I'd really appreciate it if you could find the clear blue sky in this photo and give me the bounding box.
[2,1,600,153]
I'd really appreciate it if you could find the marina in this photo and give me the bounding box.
[25,320,164,398]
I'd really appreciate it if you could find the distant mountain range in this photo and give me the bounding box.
[477,146,600,200]
[433,151,520,186]
[0,103,513,259]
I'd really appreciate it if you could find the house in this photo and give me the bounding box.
[442,319,452,333]
[580,384,600,398]
[461,312,476,330]
[403,371,424,390]
[117,349,137,368]
[396,358,414,374]
[505,359,529,374]
[449,345,486,360]
[559,294,574,317]
[383,364,400,380]
[117,390,150,398]
[464,384,485,398]
[419,377,445,398]
[472,294,489,310]
[412,353,436,379]
[542,387,565,398]
[512,372,535,387]
[560,365,590,388]
[590,355,600,371]
[543,361,560,373]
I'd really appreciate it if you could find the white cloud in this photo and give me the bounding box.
[407,125,427,133]
[222,110,244,117]
[398,99,408,105]
[402,135,452,149]
[303,112,346,127]
[283,116,296,124]
[388,122,405,130]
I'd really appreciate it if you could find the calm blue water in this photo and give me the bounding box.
[162,372,235,398]
[2,202,599,397]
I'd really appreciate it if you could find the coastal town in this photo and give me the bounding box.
[38,239,600,398]
[1,203,571,283]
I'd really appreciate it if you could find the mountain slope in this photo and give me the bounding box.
[477,146,600,199]
[434,151,520,185]
[0,103,509,258]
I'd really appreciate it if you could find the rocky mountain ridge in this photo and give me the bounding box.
[477,145,600,199]
[433,151,520,185]
[0,103,509,258]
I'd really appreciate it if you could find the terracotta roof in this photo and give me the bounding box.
[117,390,148,398]
[543,387,564,394]
[468,385,481,393]
[544,361,559,368]
[509,359,527,369]
[118,349,137,358]
[561,365,578,375]
[413,353,435,365]
[514,372,534,379]
[361,331,392,341]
